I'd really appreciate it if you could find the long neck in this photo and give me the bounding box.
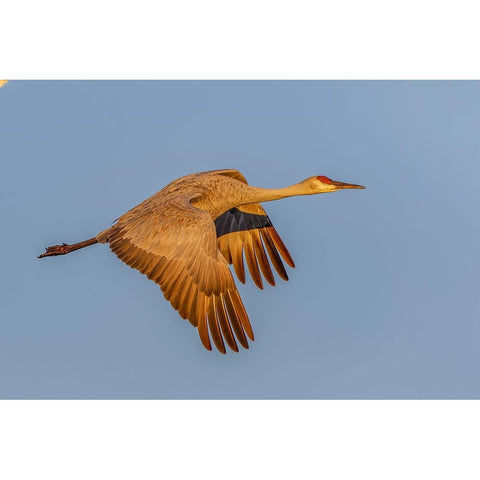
[238,182,312,205]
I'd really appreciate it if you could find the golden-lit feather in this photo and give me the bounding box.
[99,189,253,353]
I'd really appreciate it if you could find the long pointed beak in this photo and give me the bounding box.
[331,180,366,190]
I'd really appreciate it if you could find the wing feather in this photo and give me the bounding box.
[243,233,263,289]
[230,237,246,283]
[215,206,295,287]
[260,228,289,281]
[224,292,249,349]
[207,298,226,354]
[99,192,253,353]
[229,290,254,341]
[215,295,238,352]
[251,229,275,286]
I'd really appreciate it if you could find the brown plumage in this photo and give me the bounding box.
[39,169,365,353]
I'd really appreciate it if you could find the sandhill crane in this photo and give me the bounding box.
[39,169,365,353]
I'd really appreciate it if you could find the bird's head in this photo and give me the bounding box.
[300,175,366,194]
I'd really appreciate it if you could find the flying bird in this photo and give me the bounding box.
[39,169,365,353]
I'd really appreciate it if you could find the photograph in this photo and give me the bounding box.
[1,80,478,400]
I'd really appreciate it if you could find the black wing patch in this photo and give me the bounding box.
[215,208,273,238]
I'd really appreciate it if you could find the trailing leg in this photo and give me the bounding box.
[38,237,98,258]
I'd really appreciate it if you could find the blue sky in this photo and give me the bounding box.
[0,80,479,398]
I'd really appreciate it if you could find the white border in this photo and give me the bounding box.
[0,401,479,480]
[1,0,480,78]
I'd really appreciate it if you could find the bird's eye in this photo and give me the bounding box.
[316,176,332,184]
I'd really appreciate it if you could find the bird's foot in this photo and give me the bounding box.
[38,243,73,258]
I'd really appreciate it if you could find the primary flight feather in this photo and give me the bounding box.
[39,169,365,353]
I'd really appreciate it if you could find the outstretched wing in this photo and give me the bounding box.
[216,205,295,288]
[98,193,253,354]
[211,170,295,289]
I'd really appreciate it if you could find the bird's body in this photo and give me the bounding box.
[39,169,365,353]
